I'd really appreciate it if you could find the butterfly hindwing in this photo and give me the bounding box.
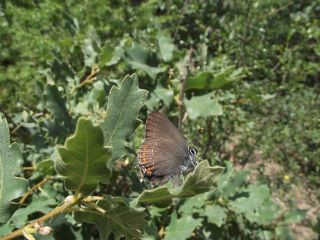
[138,112,189,183]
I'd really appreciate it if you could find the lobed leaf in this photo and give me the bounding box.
[230,184,279,225]
[101,73,148,162]
[56,118,111,195]
[137,161,224,207]
[157,31,175,62]
[185,93,223,120]
[75,199,147,240]
[204,205,227,227]
[0,117,28,223]
[124,43,166,79]
[164,211,202,240]
[185,67,243,90]
[44,84,73,132]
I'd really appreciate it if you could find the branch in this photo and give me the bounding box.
[19,177,50,204]
[203,118,213,159]
[2,195,81,240]
[178,48,193,129]
[70,65,100,94]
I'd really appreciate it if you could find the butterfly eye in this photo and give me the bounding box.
[189,148,197,156]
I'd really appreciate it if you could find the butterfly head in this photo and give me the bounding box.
[180,147,197,173]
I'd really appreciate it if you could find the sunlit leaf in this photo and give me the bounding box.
[178,195,205,215]
[219,169,249,198]
[101,74,148,162]
[154,85,174,107]
[230,184,279,224]
[82,27,99,66]
[0,117,28,223]
[204,205,226,227]
[157,32,175,62]
[164,211,202,240]
[283,209,307,224]
[185,93,223,120]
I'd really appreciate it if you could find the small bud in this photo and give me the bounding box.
[39,226,52,236]
[65,195,74,203]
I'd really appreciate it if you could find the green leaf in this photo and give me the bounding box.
[125,43,166,79]
[101,74,148,162]
[185,71,213,90]
[157,32,175,62]
[164,212,202,240]
[75,199,147,240]
[145,85,174,110]
[185,93,223,120]
[204,205,227,227]
[275,226,293,240]
[145,93,159,110]
[230,184,279,224]
[283,209,307,224]
[99,44,123,67]
[219,170,249,199]
[216,161,234,190]
[177,161,224,198]
[154,85,174,107]
[56,118,111,195]
[36,159,55,175]
[10,196,56,227]
[179,195,205,215]
[44,84,73,132]
[143,221,158,240]
[135,186,172,208]
[82,27,99,66]
[0,220,15,237]
[137,161,224,207]
[185,67,243,90]
[0,117,28,223]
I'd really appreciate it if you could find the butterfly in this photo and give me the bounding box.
[138,112,197,185]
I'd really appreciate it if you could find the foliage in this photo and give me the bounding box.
[0,118,28,223]
[0,0,319,239]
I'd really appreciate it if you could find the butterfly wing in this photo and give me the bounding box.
[138,112,189,182]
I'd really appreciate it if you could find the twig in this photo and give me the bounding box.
[2,195,81,240]
[70,65,100,94]
[203,118,213,159]
[19,177,50,204]
[22,166,35,171]
[178,48,193,129]
[82,196,104,202]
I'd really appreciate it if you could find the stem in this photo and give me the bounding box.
[70,65,100,94]
[2,195,81,240]
[83,196,104,202]
[22,166,35,171]
[178,48,193,129]
[203,118,213,159]
[19,177,50,204]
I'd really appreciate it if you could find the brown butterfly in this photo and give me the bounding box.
[138,112,197,185]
